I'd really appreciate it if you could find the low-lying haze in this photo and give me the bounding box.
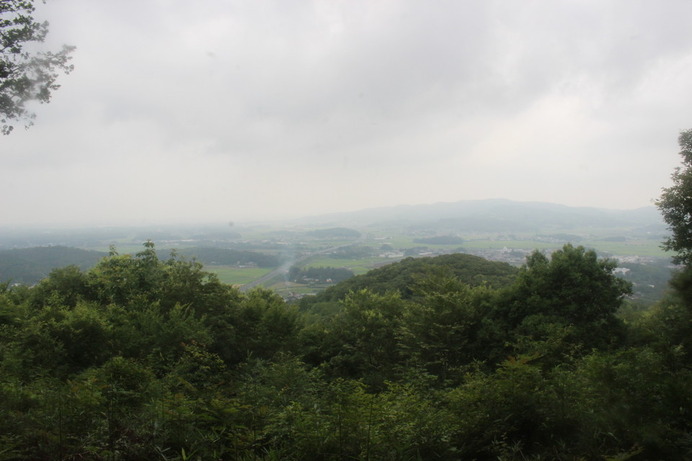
[3,0,690,226]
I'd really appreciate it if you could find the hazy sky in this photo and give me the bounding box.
[3,0,691,226]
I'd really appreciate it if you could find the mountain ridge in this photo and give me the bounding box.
[293,199,664,233]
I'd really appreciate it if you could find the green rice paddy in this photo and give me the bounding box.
[206,266,274,285]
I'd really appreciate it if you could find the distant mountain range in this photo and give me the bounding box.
[297,199,666,234]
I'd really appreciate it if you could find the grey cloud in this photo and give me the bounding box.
[3,0,691,225]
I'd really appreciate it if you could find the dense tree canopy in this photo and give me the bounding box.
[658,128,692,265]
[1,0,74,134]
[0,242,690,459]
[655,128,692,368]
[501,244,631,351]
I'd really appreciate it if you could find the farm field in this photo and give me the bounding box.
[206,266,274,286]
[195,232,671,294]
[0,200,670,296]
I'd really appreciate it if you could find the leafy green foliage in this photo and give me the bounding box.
[507,245,630,324]
[1,0,74,134]
[0,242,690,459]
[501,244,632,351]
[400,277,500,382]
[658,129,692,265]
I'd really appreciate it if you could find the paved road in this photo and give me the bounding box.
[239,260,301,292]
[239,241,359,292]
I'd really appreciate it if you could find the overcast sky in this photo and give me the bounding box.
[2,0,691,227]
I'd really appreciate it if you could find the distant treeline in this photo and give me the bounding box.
[0,247,280,286]
[288,266,355,284]
[0,246,106,284]
[328,245,374,259]
[175,247,279,268]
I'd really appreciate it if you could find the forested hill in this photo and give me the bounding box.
[0,246,106,284]
[304,253,518,304]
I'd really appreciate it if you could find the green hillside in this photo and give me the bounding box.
[0,246,106,284]
[306,253,518,303]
